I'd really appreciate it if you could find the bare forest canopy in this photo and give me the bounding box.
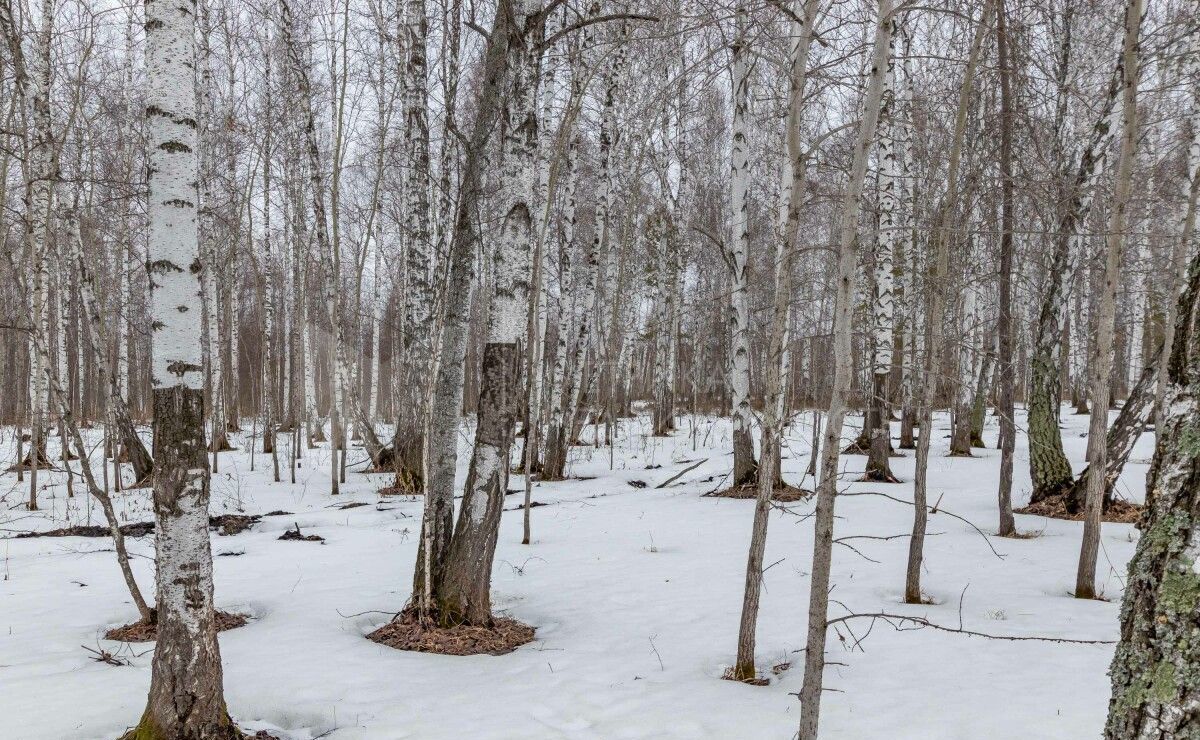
[0,0,1198,737]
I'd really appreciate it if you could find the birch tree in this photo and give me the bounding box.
[544,11,610,480]
[0,0,57,506]
[410,0,514,620]
[731,0,820,683]
[438,0,543,626]
[4,208,153,625]
[1077,0,1145,600]
[1104,3,1200,732]
[1027,0,1125,505]
[1106,272,1200,732]
[905,0,993,606]
[864,17,901,482]
[798,2,892,734]
[726,5,757,488]
[393,0,436,492]
[124,0,237,734]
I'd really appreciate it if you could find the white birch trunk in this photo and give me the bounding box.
[24,0,55,507]
[865,21,901,479]
[727,6,757,487]
[732,0,819,682]
[1104,8,1200,725]
[440,0,543,625]
[544,131,581,479]
[392,0,436,489]
[197,7,226,456]
[951,277,981,455]
[131,0,235,732]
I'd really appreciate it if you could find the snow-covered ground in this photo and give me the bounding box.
[0,405,1151,739]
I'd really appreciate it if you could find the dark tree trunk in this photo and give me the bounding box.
[1105,213,1200,739]
[898,402,915,449]
[1029,0,1124,503]
[969,343,995,448]
[731,425,758,487]
[541,420,568,480]
[864,370,898,481]
[389,429,424,491]
[437,342,520,625]
[111,391,153,482]
[996,0,1017,537]
[1068,347,1160,513]
[126,388,239,740]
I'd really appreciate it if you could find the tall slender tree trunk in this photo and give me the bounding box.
[865,21,901,482]
[410,0,510,620]
[1154,20,1200,422]
[651,111,682,443]
[998,34,1023,528]
[798,3,892,735]
[197,5,228,465]
[125,0,237,734]
[1077,0,1144,600]
[21,0,55,509]
[896,35,917,453]
[543,133,581,480]
[907,0,993,604]
[263,43,280,482]
[727,7,757,488]
[1105,6,1200,731]
[393,0,437,493]
[548,23,610,478]
[732,0,818,682]
[1028,0,1125,504]
[438,0,543,626]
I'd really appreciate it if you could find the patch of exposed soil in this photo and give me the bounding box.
[278,524,325,542]
[208,436,237,452]
[15,515,262,539]
[367,610,534,656]
[16,522,155,539]
[1015,494,1142,524]
[210,514,262,535]
[840,438,902,457]
[706,482,812,503]
[7,449,56,472]
[505,500,546,511]
[721,667,770,686]
[105,611,249,642]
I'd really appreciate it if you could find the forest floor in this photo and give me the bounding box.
[0,405,1148,739]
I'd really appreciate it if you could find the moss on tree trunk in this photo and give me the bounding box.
[1106,184,1200,738]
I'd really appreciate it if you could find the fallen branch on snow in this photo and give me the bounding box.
[824,612,1114,647]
